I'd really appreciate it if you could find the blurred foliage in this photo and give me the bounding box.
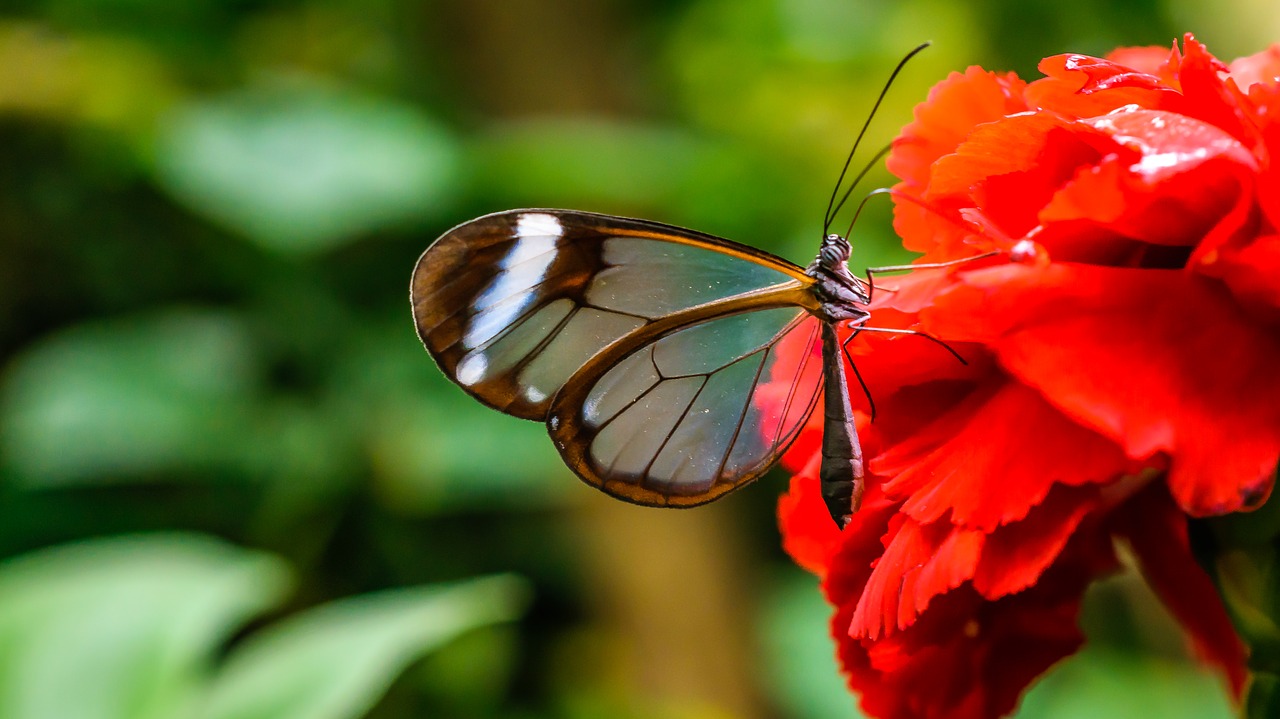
[0,534,526,719]
[1197,477,1280,719]
[0,0,1268,717]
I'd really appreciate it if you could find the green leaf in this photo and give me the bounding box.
[366,392,575,513]
[0,534,291,719]
[328,321,574,514]
[1016,646,1234,719]
[199,574,530,719]
[1201,467,1280,678]
[0,309,262,486]
[470,118,805,244]
[0,309,354,496]
[758,569,862,719]
[1215,546,1280,674]
[1207,477,1280,547]
[153,78,461,254]
[1247,672,1280,719]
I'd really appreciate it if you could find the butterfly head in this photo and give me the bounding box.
[819,233,852,269]
[808,232,869,315]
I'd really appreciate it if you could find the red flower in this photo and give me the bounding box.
[777,34,1280,719]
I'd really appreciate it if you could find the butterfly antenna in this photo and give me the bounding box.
[822,41,930,237]
[831,145,893,240]
[843,184,892,241]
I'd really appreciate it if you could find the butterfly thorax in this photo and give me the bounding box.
[806,234,871,324]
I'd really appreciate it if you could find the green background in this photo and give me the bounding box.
[0,0,1268,717]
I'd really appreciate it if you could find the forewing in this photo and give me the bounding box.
[549,307,825,506]
[411,210,810,419]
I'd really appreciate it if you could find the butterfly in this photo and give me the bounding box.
[413,207,896,527]
[410,45,965,528]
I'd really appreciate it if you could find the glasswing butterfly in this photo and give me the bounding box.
[411,45,957,528]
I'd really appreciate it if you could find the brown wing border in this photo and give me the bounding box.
[410,209,814,420]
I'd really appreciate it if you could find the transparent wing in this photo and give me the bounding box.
[549,307,825,507]
[412,209,811,419]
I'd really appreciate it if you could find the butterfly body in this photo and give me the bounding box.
[412,209,871,526]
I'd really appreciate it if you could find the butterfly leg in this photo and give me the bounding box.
[854,325,967,365]
[839,328,876,423]
[864,250,1001,303]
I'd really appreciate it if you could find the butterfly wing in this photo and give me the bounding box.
[411,209,813,419]
[549,304,826,507]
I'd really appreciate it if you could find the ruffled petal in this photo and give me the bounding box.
[929,113,1109,240]
[1026,52,1177,116]
[972,484,1104,598]
[874,380,1134,531]
[1205,233,1280,318]
[1228,43,1280,91]
[888,67,1030,192]
[828,534,1111,719]
[926,263,1280,515]
[889,67,1029,257]
[1174,35,1257,149]
[778,462,843,576]
[1112,484,1249,696]
[1044,110,1256,249]
[1028,36,1258,151]
[1106,44,1180,78]
[850,515,984,639]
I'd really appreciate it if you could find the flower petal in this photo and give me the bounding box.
[778,463,843,577]
[1174,36,1257,148]
[972,484,1104,599]
[1245,80,1280,230]
[1106,45,1180,78]
[927,263,1280,515]
[1026,52,1176,116]
[929,113,1109,240]
[1205,234,1280,318]
[1112,484,1249,696]
[828,539,1108,719]
[1043,110,1256,249]
[1228,43,1280,91]
[889,67,1030,193]
[873,380,1133,532]
[889,67,1028,257]
[850,515,983,639]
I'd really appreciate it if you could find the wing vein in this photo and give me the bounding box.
[581,303,651,322]
[771,319,821,450]
[594,345,661,434]
[641,374,711,483]
[507,305,581,380]
[713,350,770,484]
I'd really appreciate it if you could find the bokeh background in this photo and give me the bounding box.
[0,1,1275,718]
